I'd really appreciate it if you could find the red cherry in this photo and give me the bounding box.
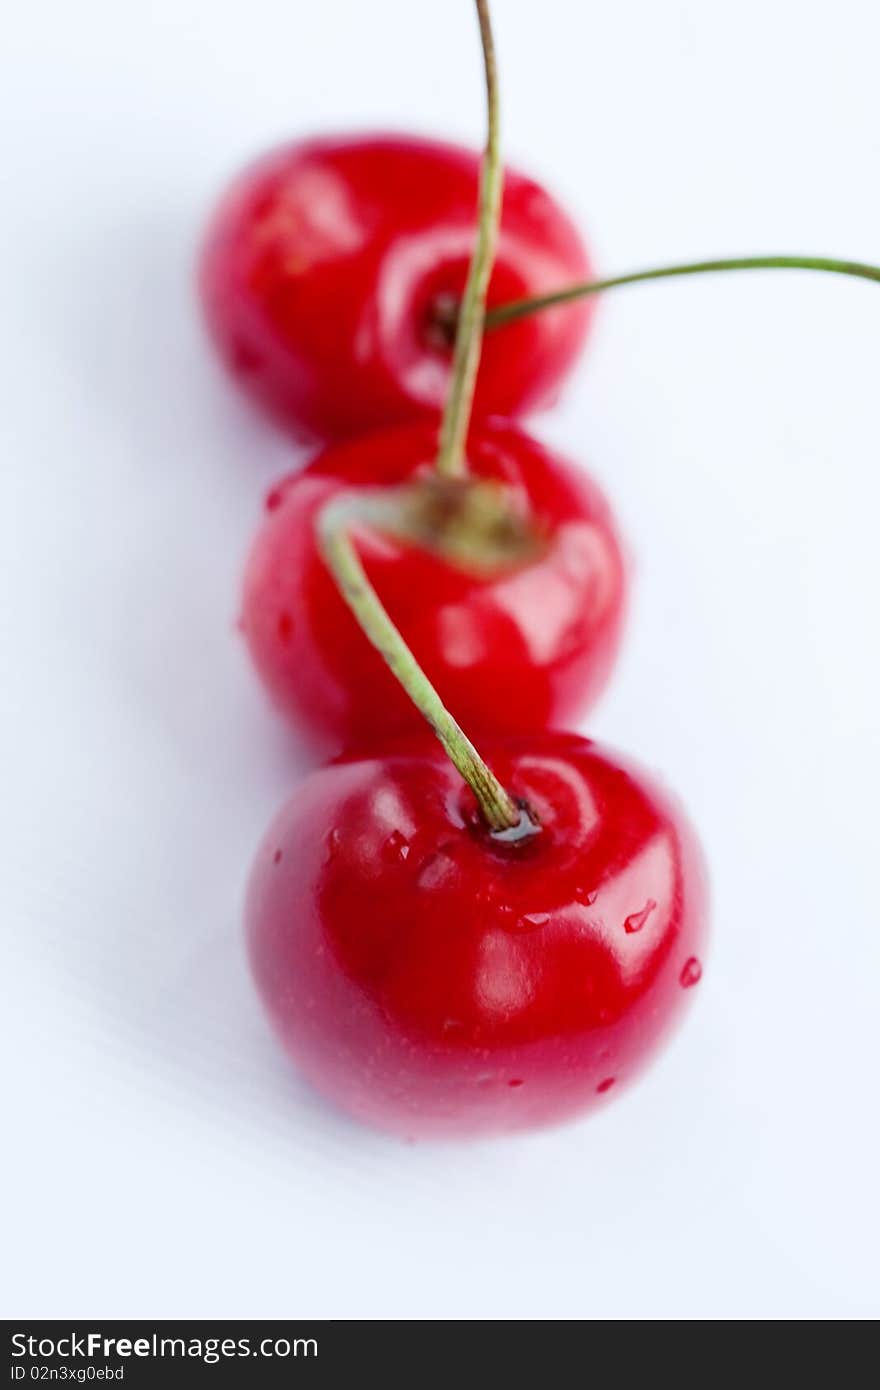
[241,418,627,750]
[246,733,707,1138]
[199,133,593,443]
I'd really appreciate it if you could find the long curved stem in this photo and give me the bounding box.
[314,0,522,834]
[435,0,503,478]
[317,497,521,833]
[484,255,880,328]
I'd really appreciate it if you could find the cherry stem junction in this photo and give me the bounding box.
[483,255,880,328]
[317,492,521,833]
[435,0,503,480]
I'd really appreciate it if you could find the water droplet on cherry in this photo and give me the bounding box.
[273,849,282,865]
[575,886,598,905]
[382,830,410,863]
[596,1077,615,1093]
[624,898,657,934]
[508,1079,524,1088]
[516,911,550,932]
[680,956,702,988]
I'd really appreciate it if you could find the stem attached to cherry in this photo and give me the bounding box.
[435,0,503,480]
[311,3,880,834]
[315,0,525,833]
[317,496,521,833]
[484,254,880,328]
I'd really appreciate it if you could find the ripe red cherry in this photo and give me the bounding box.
[246,733,707,1138]
[199,133,593,443]
[240,418,626,750]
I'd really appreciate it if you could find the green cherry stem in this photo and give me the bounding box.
[435,0,503,479]
[484,255,880,327]
[317,495,522,833]
[315,0,523,833]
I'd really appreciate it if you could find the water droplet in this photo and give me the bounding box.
[596,1077,615,1094]
[326,827,342,860]
[624,898,657,934]
[382,830,410,863]
[516,911,550,932]
[575,887,598,905]
[442,1018,464,1036]
[508,1079,524,1088]
[265,485,285,512]
[272,849,282,865]
[680,956,702,988]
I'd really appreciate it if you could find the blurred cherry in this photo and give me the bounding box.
[240,418,626,749]
[199,133,593,443]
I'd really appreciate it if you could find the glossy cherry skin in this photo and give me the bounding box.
[241,419,627,751]
[199,133,593,443]
[247,733,708,1139]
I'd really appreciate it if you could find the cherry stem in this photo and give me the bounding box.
[482,255,880,327]
[317,495,521,833]
[435,0,503,480]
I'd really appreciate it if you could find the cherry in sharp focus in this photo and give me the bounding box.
[199,133,593,443]
[246,733,707,1139]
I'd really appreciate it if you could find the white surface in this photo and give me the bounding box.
[2,0,878,1320]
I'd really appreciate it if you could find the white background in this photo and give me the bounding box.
[2,0,878,1320]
